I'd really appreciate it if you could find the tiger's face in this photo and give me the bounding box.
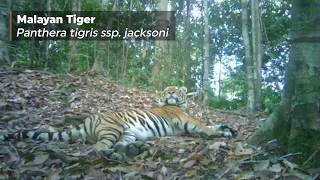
[158,86,187,109]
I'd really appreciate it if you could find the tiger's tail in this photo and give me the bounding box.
[0,124,86,143]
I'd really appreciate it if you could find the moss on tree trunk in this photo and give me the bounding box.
[250,0,320,167]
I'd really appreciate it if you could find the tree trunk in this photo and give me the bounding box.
[151,0,169,89]
[202,0,210,105]
[242,0,263,114]
[120,0,133,79]
[32,40,40,68]
[250,0,320,167]
[44,0,51,69]
[121,41,129,79]
[92,0,118,74]
[183,0,195,89]
[0,1,10,64]
[242,0,255,114]
[68,0,81,72]
[218,60,222,98]
[92,42,107,73]
[251,0,262,111]
[31,1,41,68]
[168,0,176,83]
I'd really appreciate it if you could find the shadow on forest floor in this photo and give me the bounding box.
[0,67,316,179]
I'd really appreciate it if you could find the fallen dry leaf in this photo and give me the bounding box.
[183,160,197,168]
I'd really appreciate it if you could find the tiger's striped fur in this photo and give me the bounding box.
[158,86,188,109]
[0,87,235,151]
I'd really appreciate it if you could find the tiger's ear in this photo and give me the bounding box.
[179,86,187,94]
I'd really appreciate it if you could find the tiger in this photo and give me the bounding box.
[157,86,188,110]
[0,86,236,152]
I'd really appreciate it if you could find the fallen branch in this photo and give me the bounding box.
[214,109,248,117]
[280,152,303,159]
[303,146,320,166]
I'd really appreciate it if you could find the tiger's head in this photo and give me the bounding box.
[158,86,188,109]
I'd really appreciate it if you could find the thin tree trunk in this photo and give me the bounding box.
[218,60,222,98]
[106,43,110,75]
[241,0,255,114]
[33,41,40,67]
[251,0,262,111]
[86,44,90,71]
[120,0,133,79]
[68,0,80,72]
[121,41,129,79]
[92,43,106,73]
[202,0,210,105]
[92,0,118,74]
[0,0,10,64]
[44,0,51,69]
[31,0,41,68]
[184,0,193,90]
[151,0,169,89]
[168,0,176,81]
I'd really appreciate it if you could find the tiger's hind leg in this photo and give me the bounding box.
[91,125,124,151]
[91,138,128,162]
[84,114,125,151]
[115,140,151,157]
[114,132,150,156]
[113,131,137,154]
[93,140,115,151]
[126,141,151,156]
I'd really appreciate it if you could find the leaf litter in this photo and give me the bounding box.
[0,67,316,179]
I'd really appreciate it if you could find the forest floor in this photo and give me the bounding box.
[0,67,315,179]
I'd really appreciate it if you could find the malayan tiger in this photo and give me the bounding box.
[0,86,236,152]
[158,86,188,110]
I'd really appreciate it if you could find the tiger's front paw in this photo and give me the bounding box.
[208,124,237,138]
[90,147,127,162]
[222,131,233,138]
[219,125,237,138]
[114,141,150,157]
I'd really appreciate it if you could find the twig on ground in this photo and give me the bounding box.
[280,152,303,159]
[303,147,320,166]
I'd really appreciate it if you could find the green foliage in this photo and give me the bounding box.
[262,87,281,114]
[208,95,245,110]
